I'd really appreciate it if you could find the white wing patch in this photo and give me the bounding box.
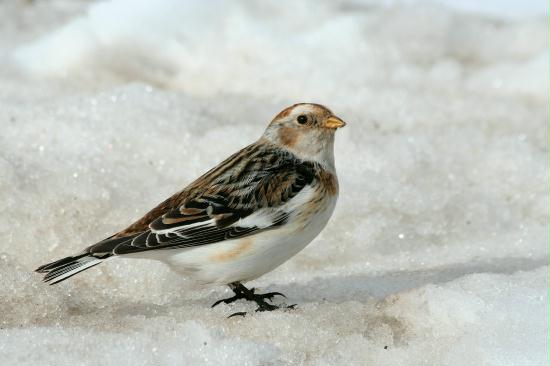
[237,186,315,228]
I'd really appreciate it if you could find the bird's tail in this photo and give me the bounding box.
[35,253,110,285]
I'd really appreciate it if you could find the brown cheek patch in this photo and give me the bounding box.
[278,126,299,147]
[319,170,338,196]
[209,238,254,262]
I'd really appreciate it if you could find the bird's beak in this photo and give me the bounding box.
[324,116,346,129]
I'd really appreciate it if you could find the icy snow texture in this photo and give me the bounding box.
[0,0,548,365]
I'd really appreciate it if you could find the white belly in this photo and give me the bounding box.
[151,196,337,285]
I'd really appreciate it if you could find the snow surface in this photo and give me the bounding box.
[0,0,548,365]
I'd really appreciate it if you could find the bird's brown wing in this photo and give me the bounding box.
[87,144,317,256]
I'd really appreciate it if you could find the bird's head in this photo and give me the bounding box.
[262,103,346,168]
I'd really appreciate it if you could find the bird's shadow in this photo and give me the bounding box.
[272,256,548,304]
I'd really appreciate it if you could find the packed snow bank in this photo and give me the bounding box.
[1,254,547,366]
[13,0,549,101]
[0,0,548,365]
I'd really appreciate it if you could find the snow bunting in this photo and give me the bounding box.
[36,103,346,314]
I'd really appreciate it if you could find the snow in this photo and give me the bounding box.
[0,0,548,365]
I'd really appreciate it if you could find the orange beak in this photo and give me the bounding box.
[324,116,346,129]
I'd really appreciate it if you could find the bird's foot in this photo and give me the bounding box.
[212,282,296,317]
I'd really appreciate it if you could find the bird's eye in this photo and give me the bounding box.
[297,115,308,124]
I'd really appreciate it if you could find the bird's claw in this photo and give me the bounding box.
[211,294,240,308]
[229,303,296,317]
[259,291,286,302]
[228,311,247,318]
[255,302,279,312]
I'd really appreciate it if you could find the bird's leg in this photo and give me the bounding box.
[211,282,295,316]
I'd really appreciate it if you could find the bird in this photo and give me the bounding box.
[36,103,346,315]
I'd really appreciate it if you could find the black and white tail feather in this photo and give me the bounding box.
[35,253,111,285]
